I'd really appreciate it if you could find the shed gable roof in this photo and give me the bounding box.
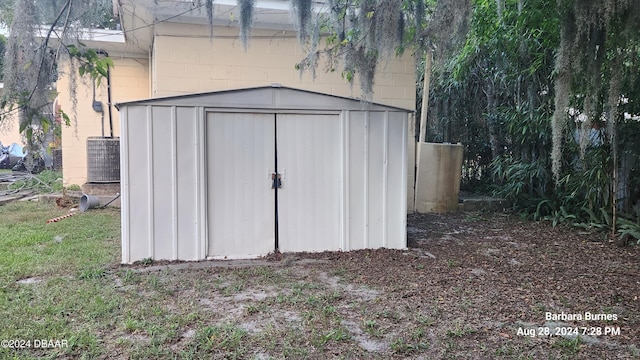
[116,85,413,112]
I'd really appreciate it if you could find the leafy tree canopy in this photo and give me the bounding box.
[0,0,116,150]
[0,0,470,150]
[427,0,640,237]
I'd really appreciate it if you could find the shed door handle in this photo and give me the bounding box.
[271,173,282,189]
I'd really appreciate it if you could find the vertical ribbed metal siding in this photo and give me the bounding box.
[120,92,409,264]
[206,112,276,259]
[121,105,203,263]
[277,113,342,253]
[345,111,407,251]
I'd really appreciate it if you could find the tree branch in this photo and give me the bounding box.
[26,0,72,103]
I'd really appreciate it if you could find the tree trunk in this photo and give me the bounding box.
[608,53,623,238]
[484,82,500,159]
[419,50,432,143]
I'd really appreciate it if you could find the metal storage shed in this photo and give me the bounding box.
[117,85,411,263]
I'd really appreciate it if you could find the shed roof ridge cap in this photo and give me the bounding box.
[116,85,413,113]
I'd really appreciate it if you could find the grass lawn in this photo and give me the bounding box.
[1,201,638,359]
[0,201,121,359]
[1,202,380,360]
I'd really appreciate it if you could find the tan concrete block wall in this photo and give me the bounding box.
[59,57,149,186]
[58,23,416,188]
[0,115,24,147]
[153,23,416,110]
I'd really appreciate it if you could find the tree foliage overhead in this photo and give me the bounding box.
[3,0,58,149]
[1,0,471,149]
[8,0,637,236]
[294,0,470,98]
[548,0,640,231]
[551,0,640,180]
[428,0,558,182]
[428,0,640,238]
[1,0,116,150]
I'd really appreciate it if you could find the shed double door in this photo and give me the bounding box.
[206,112,341,258]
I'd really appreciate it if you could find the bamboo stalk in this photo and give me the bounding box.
[612,127,617,239]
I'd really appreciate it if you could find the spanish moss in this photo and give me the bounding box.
[291,0,312,41]
[3,0,55,150]
[374,0,403,57]
[550,0,640,180]
[1,0,117,149]
[425,0,471,61]
[239,0,254,50]
[344,45,378,99]
[206,0,214,38]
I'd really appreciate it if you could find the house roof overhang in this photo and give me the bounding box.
[35,27,143,58]
[116,0,328,54]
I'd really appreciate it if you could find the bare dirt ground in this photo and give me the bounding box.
[115,212,640,359]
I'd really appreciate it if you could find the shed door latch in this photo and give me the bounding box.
[271,173,282,189]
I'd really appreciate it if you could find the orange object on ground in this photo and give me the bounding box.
[46,213,76,224]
